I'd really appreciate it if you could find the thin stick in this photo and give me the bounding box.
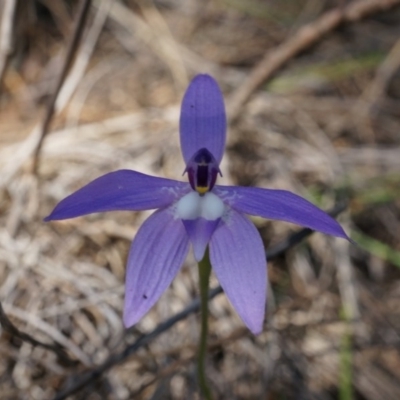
[227,0,400,121]
[31,0,92,174]
[0,0,18,87]
[55,0,113,114]
[52,202,347,400]
[354,36,400,141]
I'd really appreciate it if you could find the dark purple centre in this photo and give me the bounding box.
[185,148,220,194]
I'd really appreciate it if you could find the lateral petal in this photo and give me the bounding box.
[45,170,190,221]
[209,209,267,334]
[123,207,189,327]
[214,186,349,239]
[180,74,226,165]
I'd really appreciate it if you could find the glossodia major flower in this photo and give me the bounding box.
[45,74,348,334]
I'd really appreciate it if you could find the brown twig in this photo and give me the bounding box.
[364,37,400,101]
[31,0,92,174]
[227,0,400,122]
[0,0,18,88]
[354,36,400,141]
[0,302,78,367]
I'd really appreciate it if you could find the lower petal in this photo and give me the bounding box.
[123,207,189,328]
[209,209,267,334]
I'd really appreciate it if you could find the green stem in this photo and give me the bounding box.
[197,249,213,400]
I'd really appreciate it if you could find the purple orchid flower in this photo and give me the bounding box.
[45,74,348,334]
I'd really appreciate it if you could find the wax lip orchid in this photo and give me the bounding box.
[45,74,348,334]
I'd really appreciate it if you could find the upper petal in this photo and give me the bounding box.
[123,207,189,327]
[45,170,190,221]
[214,186,349,239]
[180,74,226,164]
[209,209,267,334]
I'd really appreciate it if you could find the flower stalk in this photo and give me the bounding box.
[197,249,213,400]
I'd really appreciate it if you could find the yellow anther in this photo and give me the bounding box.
[196,186,208,195]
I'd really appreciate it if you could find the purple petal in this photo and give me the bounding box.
[123,207,189,327]
[45,170,190,221]
[209,210,267,334]
[180,74,226,164]
[182,218,220,261]
[214,186,349,239]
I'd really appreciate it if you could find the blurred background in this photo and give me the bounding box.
[0,0,400,399]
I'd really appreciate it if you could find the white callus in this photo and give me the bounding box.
[176,191,225,221]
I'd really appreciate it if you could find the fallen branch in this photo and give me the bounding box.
[228,0,400,121]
